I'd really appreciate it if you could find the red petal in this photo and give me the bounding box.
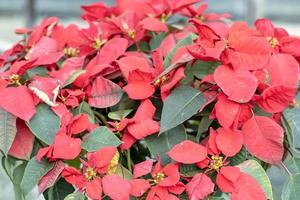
[118,56,153,80]
[140,17,168,32]
[127,119,160,139]
[231,172,266,200]
[216,166,241,193]
[86,178,103,200]
[38,161,64,193]
[227,35,271,70]
[0,86,36,121]
[133,159,153,178]
[167,140,207,164]
[49,57,84,84]
[88,146,117,171]
[27,37,63,65]
[214,94,240,128]
[88,76,123,108]
[216,128,243,157]
[257,85,296,113]
[8,119,34,160]
[255,18,275,37]
[242,116,284,164]
[130,179,150,197]
[266,54,299,87]
[186,173,214,200]
[160,163,180,187]
[214,65,258,103]
[61,167,87,189]
[102,175,131,200]
[98,38,128,65]
[124,81,155,100]
[69,114,90,135]
[52,133,82,160]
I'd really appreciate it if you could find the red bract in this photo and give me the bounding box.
[167,140,207,164]
[0,1,298,199]
[242,116,284,164]
[0,86,36,121]
[216,166,266,200]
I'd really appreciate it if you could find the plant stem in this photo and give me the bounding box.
[280,161,292,177]
[126,149,132,173]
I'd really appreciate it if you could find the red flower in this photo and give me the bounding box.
[130,159,184,200]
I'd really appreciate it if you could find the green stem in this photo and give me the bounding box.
[126,149,132,173]
[94,111,107,124]
[280,161,292,177]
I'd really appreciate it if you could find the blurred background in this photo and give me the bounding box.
[0,0,299,199]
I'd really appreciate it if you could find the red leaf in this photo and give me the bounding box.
[68,114,90,135]
[216,128,243,157]
[0,86,36,121]
[86,178,103,200]
[214,65,258,103]
[214,94,240,128]
[266,54,299,87]
[38,161,65,193]
[102,175,131,200]
[8,119,34,160]
[133,159,153,178]
[167,140,207,164]
[257,85,296,113]
[227,35,271,70]
[216,166,241,193]
[231,172,266,200]
[52,133,82,160]
[242,116,284,164]
[98,37,128,65]
[186,173,214,200]
[88,76,123,108]
[130,179,150,197]
[27,37,63,66]
[49,56,85,84]
[140,17,168,32]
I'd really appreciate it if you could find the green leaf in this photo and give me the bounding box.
[115,165,132,180]
[45,178,75,200]
[145,125,187,164]
[108,109,133,121]
[12,162,27,200]
[282,105,300,155]
[237,160,273,199]
[196,116,213,141]
[25,66,48,78]
[150,32,166,50]
[64,192,86,200]
[281,174,300,200]
[27,104,60,145]
[284,154,300,174]
[0,108,17,155]
[73,101,95,123]
[81,127,122,152]
[229,147,248,166]
[191,60,219,80]
[163,33,197,68]
[180,164,202,177]
[20,157,54,195]
[62,70,86,87]
[160,86,205,133]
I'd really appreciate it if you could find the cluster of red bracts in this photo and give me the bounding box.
[0,0,299,199]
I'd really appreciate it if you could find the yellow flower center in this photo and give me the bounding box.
[9,74,21,85]
[154,75,169,87]
[196,15,205,22]
[267,37,279,48]
[92,38,106,50]
[153,172,165,184]
[209,155,223,171]
[160,13,168,23]
[127,29,136,39]
[84,167,97,181]
[63,47,78,57]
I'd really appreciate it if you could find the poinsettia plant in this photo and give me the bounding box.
[1,0,300,200]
